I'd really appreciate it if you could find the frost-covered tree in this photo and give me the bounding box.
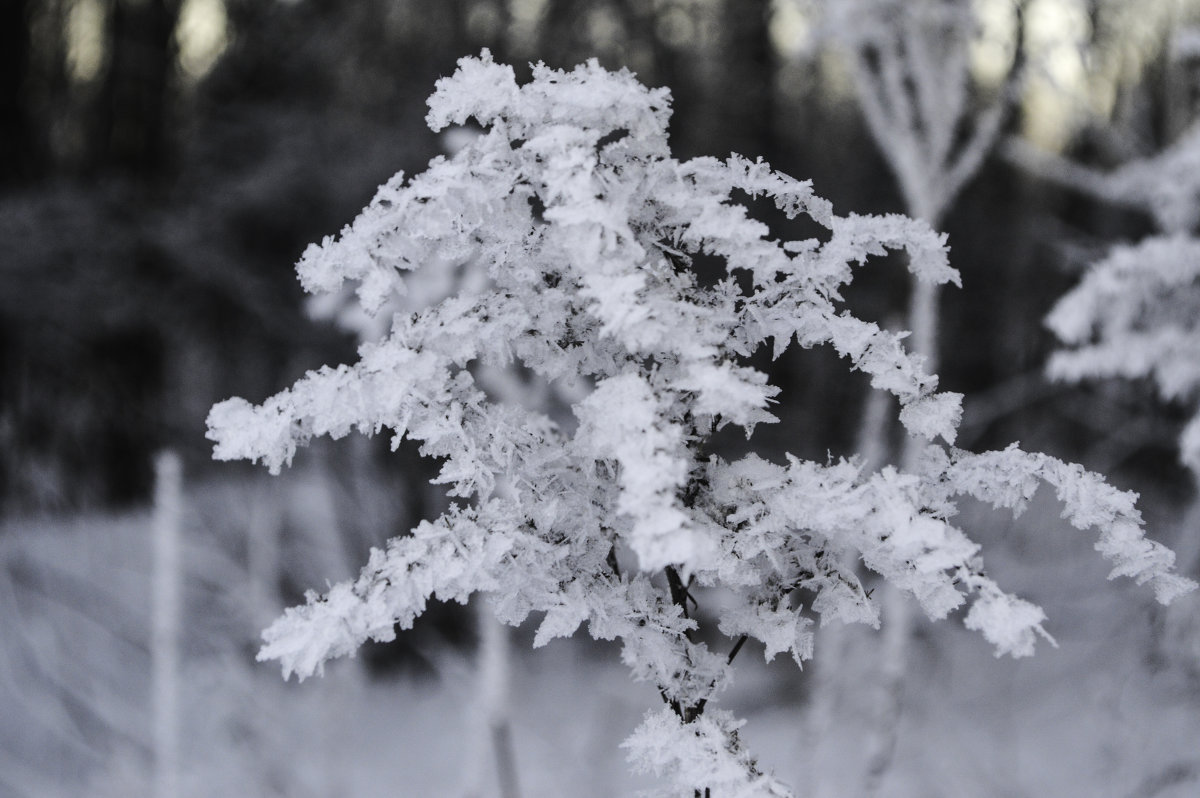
[207,53,1194,797]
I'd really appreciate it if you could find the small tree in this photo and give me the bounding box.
[207,53,1194,797]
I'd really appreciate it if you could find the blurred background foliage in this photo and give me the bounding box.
[5,0,1200,517]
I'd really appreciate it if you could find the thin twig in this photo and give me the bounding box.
[726,633,749,665]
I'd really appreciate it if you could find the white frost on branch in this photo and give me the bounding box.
[258,502,519,679]
[623,709,792,798]
[574,373,715,572]
[207,52,1194,796]
[1007,124,1200,236]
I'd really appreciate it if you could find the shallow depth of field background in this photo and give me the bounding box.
[3,1,1200,796]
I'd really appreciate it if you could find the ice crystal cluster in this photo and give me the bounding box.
[207,53,1194,796]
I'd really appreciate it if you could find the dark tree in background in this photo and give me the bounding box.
[96,0,178,174]
[0,0,39,185]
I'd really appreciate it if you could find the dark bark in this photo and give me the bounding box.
[0,0,37,183]
[96,0,179,175]
[717,0,776,160]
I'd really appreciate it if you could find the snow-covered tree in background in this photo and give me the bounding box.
[1033,113,1200,679]
[1047,234,1200,476]
[815,0,1026,367]
[207,53,1194,797]
[1025,114,1200,535]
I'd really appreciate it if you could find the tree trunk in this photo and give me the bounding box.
[151,450,182,798]
[96,0,178,175]
[0,0,37,184]
[718,0,776,161]
[464,602,520,798]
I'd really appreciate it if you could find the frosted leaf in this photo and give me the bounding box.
[675,361,780,431]
[258,503,517,680]
[963,589,1054,659]
[719,603,813,666]
[936,443,1042,515]
[727,154,834,226]
[206,339,460,477]
[897,390,963,443]
[533,589,592,648]
[623,709,793,798]
[207,396,297,475]
[810,573,880,627]
[833,212,958,287]
[424,48,520,132]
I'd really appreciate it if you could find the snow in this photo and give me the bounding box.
[2,486,1199,797]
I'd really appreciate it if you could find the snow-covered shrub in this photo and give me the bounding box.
[207,52,1194,796]
[1041,133,1200,680]
[1040,126,1200,479]
[1047,236,1200,475]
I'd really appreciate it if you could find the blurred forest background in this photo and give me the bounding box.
[4,1,1200,796]
[6,0,1200,513]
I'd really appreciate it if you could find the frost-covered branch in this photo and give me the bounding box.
[1007,124,1200,235]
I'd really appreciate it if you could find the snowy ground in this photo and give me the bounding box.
[2,479,1198,798]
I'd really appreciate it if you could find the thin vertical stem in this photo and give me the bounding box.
[151,450,182,798]
[483,607,521,798]
[466,601,521,798]
[906,279,942,381]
